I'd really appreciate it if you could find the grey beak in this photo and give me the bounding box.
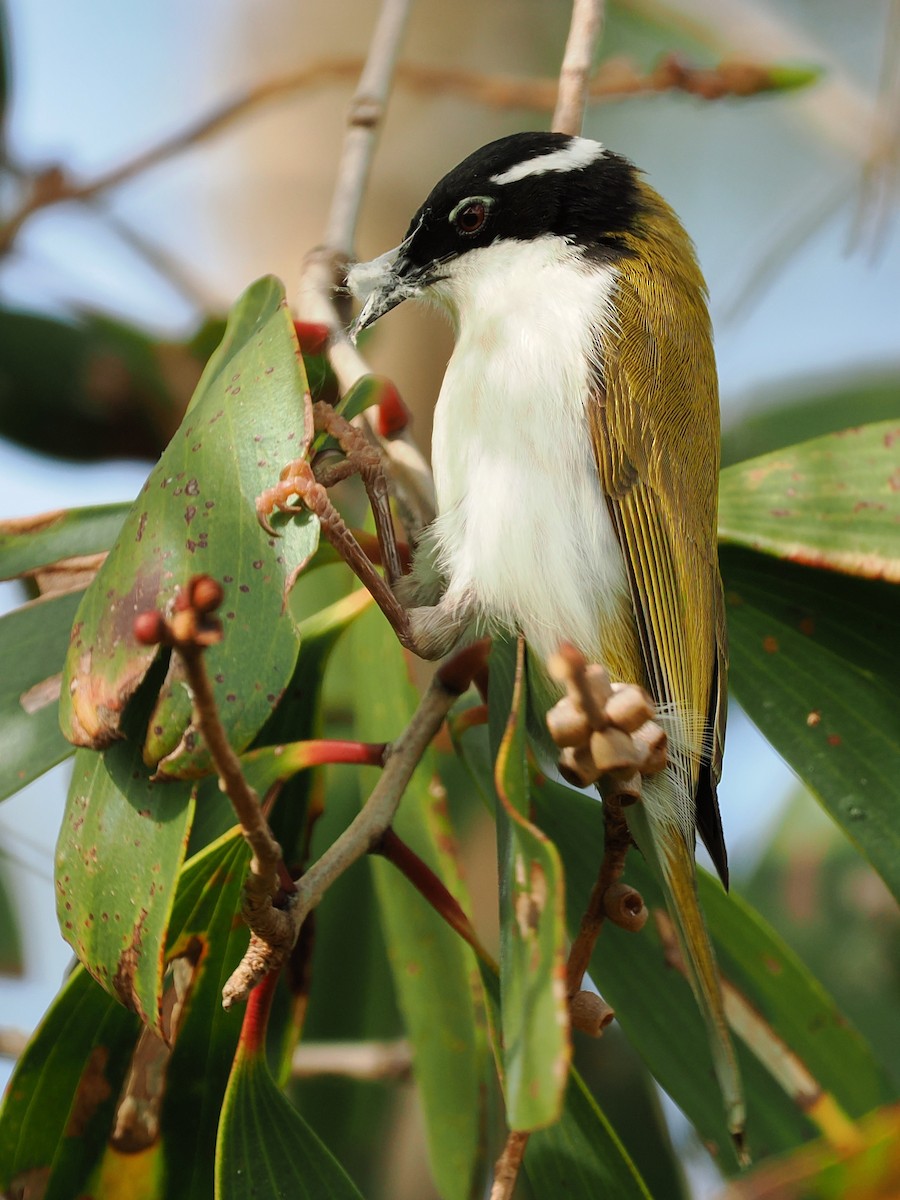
[347,233,422,343]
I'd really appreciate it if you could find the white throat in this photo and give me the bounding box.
[427,236,629,663]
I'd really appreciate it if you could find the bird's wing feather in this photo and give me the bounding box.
[588,210,727,871]
[586,200,744,1144]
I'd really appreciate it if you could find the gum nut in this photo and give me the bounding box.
[633,722,668,775]
[546,697,591,747]
[589,727,639,773]
[604,685,654,733]
[584,663,613,707]
[559,744,601,787]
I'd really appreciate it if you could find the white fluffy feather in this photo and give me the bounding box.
[425,235,629,663]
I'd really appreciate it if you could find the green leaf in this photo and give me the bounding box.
[0,307,203,461]
[348,605,485,1200]
[526,1070,651,1199]
[59,276,317,777]
[159,833,252,1199]
[719,421,900,582]
[475,938,651,1197]
[56,745,195,1029]
[722,545,900,904]
[721,372,900,467]
[0,859,22,977]
[216,1030,364,1200]
[528,770,893,1167]
[725,1104,900,1200]
[489,638,569,1132]
[0,591,79,801]
[0,503,129,581]
[0,966,140,1199]
[290,760,405,1191]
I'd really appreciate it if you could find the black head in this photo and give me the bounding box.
[349,132,643,333]
[403,132,641,273]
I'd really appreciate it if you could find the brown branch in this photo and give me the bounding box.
[322,0,412,257]
[565,797,634,997]
[0,49,814,258]
[222,640,487,1008]
[134,577,293,960]
[294,0,435,539]
[490,1131,530,1200]
[545,645,655,1013]
[553,0,605,135]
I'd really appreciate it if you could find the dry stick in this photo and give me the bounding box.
[552,0,605,135]
[291,1038,413,1081]
[295,0,435,539]
[222,656,470,1008]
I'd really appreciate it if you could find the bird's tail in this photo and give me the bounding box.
[625,775,746,1154]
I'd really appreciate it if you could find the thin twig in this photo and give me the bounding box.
[552,0,605,135]
[178,641,292,929]
[0,50,811,259]
[294,0,435,537]
[291,1037,413,1081]
[0,1027,28,1059]
[565,797,632,996]
[323,0,411,257]
[490,1131,531,1200]
[134,578,294,956]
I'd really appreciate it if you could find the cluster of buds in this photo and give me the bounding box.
[133,574,224,649]
[546,646,667,798]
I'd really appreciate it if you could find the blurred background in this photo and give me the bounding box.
[0,0,898,1194]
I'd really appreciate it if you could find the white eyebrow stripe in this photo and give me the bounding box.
[490,138,605,185]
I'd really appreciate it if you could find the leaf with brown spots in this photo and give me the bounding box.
[529,773,893,1172]
[489,637,570,1132]
[723,545,900,905]
[58,276,318,774]
[348,603,485,1200]
[719,421,900,582]
[0,590,82,802]
[0,502,128,582]
[56,743,194,1031]
[0,965,139,1199]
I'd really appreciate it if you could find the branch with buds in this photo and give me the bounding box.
[134,577,295,957]
[545,643,666,1005]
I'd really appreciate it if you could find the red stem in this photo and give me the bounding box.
[239,964,280,1056]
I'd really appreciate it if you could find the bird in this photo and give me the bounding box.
[348,130,743,1143]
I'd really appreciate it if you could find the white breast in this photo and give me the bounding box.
[428,236,629,664]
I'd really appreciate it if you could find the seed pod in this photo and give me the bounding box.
[583,663,613,712]
[570,990,615,1037]
[605,683,654,733]
[603,881,648,932]
[546,696,592,747]
[559,743,601,788]
[632,721,668,776]
[588,727,640,773]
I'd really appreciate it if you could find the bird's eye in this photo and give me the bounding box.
[449,197,492,236]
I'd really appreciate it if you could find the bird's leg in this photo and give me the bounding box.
[257,401,474,660]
